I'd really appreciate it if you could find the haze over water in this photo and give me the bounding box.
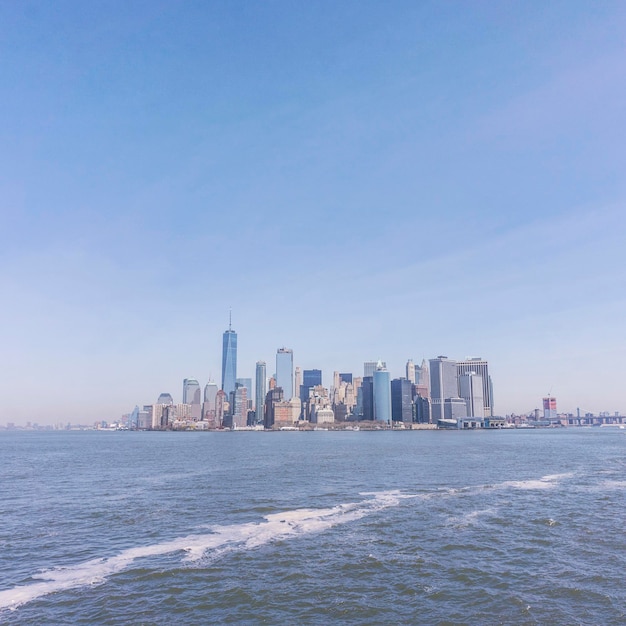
[1,429,624,624]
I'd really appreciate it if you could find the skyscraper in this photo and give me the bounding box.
[236,378,252,409]
[183,378,202,420]
[429,356,458,423]
[373,362,391,423]
[301,369,322,402]
[391,378,413,424]
[361,376,374,420]
[221,313,237,399]
[276,348,294,400]
[255,361,267,424]
[232,385,248,428]
[294,367,302,399]
[364,361,386,378]
[182,378,201,405]
[456,358,493,417]
[406,360,416,384]
[543,396,557,421]
[459,372,485,419]
[203,381,218,424]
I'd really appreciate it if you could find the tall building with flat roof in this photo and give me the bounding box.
[183,378,201,405]
[429,356,458,423]
[203,382,218,424]
[391,378,413,424]
[459,372,484,419]
[255,361,266,424]
[221,314,237,399]
[373,362,391,424]
[444,397,467,420]
[456,358,492,417]
[276,348,294,400]
[301,369,322,403]
[236,378,252,409]
[232,385,248,428]
[361,376,374,421]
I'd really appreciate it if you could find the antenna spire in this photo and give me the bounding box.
[229,308,232,331]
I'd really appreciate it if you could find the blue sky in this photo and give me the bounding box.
[1,1,625,423]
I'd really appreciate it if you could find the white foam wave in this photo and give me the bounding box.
[599,479,626,490]
[0,491,404,611]
[448,507,497,527]
[500,472,574,490]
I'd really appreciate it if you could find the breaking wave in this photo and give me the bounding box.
[0,490,408,611]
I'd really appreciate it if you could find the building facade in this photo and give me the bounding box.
[221,320,237,399]
[373,362,391,423]
[459,372,485,419]
[276,348,294,400]
[255,361,267,425]
[429,356,458,423]
[456,358,492,417]
[391,378,413,424]
[301,369,322,403]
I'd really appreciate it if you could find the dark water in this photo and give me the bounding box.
[1,429,624,625]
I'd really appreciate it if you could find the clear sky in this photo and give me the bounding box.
[2,1,625,424]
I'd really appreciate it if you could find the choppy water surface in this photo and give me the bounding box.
[1,429,624,624]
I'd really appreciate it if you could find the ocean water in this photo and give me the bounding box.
[0,429,624,625]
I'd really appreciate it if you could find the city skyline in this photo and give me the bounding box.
[2,2,626,424]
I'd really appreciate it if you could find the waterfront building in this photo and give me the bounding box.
[221,315,237,399]
[276,348,294,400]
[456,358,493,417]
[314,407,335,424]
[459,372,485,418]
[373,362,391,423]
[272,399,299,427]
[391,378,413,424]
[339,373,353,384]
[255,361,267,424]
[443,397,467,421]
[429,356,458,423]
[406,360,416,384]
